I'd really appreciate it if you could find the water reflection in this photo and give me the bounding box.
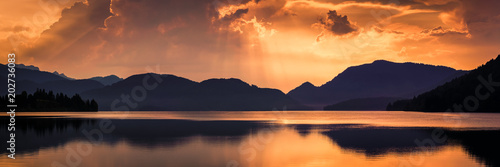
[0,116,499,167]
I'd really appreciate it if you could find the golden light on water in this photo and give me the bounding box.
[0,124,485,167]
[16,111,500,128]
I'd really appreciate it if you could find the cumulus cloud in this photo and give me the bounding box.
[13,0,279,81]
[214,0,257,20]
[21,0,112,62]
[315,10,358,36]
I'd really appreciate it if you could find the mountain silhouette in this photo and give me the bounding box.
[82,73,308,111]
[53,71,75,80]
[0,63,67,84]
[387,55,500,112]
[38,79,104,95]
[288,60,468,109]
[88,75,123,85]
[0,64,104,95]
[1,64,305,111]
[16,64,40,71]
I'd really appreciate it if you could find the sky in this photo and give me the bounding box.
[1,0,499,92]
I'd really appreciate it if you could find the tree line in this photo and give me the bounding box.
[387,55,500,112]
[0,89,98,112]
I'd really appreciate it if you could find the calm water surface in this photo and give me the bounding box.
[1,111,499,167]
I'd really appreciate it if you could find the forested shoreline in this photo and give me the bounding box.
[0,89,98,112]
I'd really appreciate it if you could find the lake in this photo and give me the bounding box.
[1,111,500,167]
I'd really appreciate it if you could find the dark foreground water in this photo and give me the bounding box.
[1,111,500,167]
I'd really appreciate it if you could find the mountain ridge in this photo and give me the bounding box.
[81,73,308,111]
[88,75,124,85]
[0,59,476,111]
[288,59,468,109]
[387,55,500,112]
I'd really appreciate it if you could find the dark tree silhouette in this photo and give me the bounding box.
[387,54,500,112]
[1,89,98,112]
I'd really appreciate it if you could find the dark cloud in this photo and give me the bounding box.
[421,26,468,36]
[413,0,457,6]
[317,10,357,36]
[253,0,288,18]
[15,0,256,78]
[222,8,249,21]
[21,0,112,62]
[462,0,500,27]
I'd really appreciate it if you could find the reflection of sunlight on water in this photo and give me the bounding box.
[278,119,290,124]
[233,128,484,167]
[17,111,500,128]
[0,127,483,167]
[4,111,498,167]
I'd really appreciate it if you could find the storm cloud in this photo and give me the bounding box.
[317,10,358,36]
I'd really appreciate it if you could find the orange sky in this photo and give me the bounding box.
[1,0,499,92]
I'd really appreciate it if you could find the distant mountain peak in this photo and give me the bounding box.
[200,78,250,88]
[90,74,122,79]
[107,74,120,78]
[370,60,460,70]
[372,60,394,64]
[202,78,243,82]
[82,74,307,111]
[53,71,74,80]
[298,81,316,88]
[16,64,40,71]
[89,75,124,86]
[288,59,468,109]
[287,81,319,98]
